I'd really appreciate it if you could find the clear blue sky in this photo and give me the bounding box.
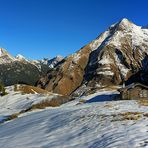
[0,0,147,59]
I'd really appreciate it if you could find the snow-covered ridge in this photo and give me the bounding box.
[0,47,63,69]
[0,48,15,64]
[105,18,148,50]
[0,85,63,120]
[15,54,28,61]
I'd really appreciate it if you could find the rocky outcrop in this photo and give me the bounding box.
[37,18,148,96]
[37,45,93,96]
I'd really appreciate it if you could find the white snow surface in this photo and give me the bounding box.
[98,55,113,65]
[0,88,148,148]
[0,49,2,56]
[90,31,110,51]
[114,53,129,78]
[97,70,114,76]
[0,86,58,119]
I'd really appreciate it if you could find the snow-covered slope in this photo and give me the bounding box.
[0,89,148,148]
[0,85,66,123]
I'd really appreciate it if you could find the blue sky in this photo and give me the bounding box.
[0,0,147,59]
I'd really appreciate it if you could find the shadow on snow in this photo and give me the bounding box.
[86,94,118,103]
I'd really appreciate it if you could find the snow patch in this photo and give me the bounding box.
[97,70,114,76]
[72,53,81,63]
[114,53,129,78]
[98,55,113,65]
[90,31,110,51]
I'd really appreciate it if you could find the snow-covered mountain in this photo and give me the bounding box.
[15,54,28,62]
[0,18,148,147]
[47,55,64,68]
[29,55,63,68]
[37,18,148,96]
[0,48,63,86]
[0,48,15,64]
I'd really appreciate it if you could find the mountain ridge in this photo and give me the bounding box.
[0,48,63,86]
[37,18,148,96]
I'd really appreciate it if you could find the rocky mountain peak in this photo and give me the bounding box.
[16,54,28,61]
[55,55,63,61]
[47,55,63,68]
[111,18,137,32]
[37,19,148,96]
[0,48,5,56]
[0,48,12,57]
[118,18,133,27]
[0,48,15,64]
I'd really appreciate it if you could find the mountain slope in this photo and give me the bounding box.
[37,18,148,96]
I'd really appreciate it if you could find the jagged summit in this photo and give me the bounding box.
[0,48,13,58]
[118,18,132,25]
[16,54,28,61]
[0,48,7,56]
[0,48,15,64]
[47,55,63,68]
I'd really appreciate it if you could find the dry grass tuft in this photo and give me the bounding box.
[31,99,60,109]
[16,85,50,94]
[0,113,20,124]
[104,104,113,108]
[7,113,20,120]
[112,112,143,122]
[143,113,148,117]
[138,99,148,106]
[120,112,142,120]
[105,85,120,90]
[79,99,87,103]
[20,96,70,113]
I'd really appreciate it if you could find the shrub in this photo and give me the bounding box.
[143,113,148,117]
[79,99,87,103]
[0,82,8,96]
[138,100,148,106]
[14,84,18,91]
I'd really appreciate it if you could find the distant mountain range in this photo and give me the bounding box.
[0,48,63,86]
[37,18,148,96]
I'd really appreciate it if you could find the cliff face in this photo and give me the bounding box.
[37,18,148,96]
